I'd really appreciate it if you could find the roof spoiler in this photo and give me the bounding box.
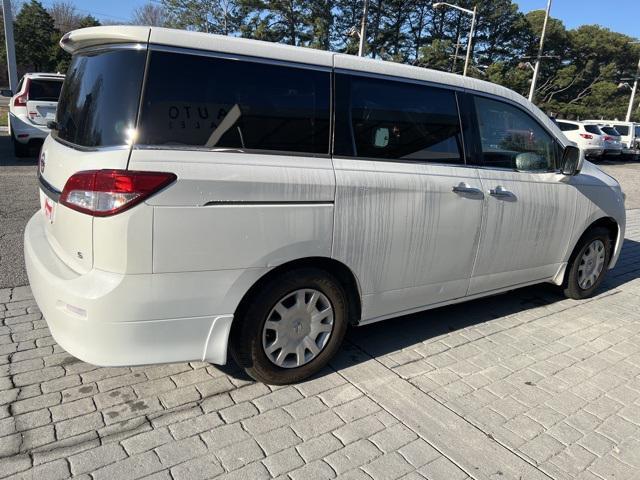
[60,26,151,54]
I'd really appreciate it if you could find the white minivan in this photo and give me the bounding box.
[25,26,626,384]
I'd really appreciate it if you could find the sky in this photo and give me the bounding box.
[55,0,639,40]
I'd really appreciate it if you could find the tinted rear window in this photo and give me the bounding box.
[334,74,463,163]
[137,51,330,154]
[29,79,63,101]
[600,126,619,136]
[56,49,146,148]
[584,125,602,135]
[614,125,629,135]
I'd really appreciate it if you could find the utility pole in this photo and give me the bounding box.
[358,0,369,57]
[2,0,18,91]
[528,0,552,102]
[625,49,640,122]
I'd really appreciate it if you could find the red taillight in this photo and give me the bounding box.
[604,135,614,142]
[579,133,593,139]
[13,78,29,107]
[59,170,176,217]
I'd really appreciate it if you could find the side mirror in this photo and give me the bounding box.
[0,89,13,97]
[560,145,584,175]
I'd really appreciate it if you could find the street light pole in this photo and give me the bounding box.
[462,5,476,77]
[358,0,369,57]
[433,3,476,77]
[528,0,553,102]
[2,0,18,91]
[625,52,640,122]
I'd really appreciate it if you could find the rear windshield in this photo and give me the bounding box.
[29,79,63,101]
[55,49,146,148]
[614,125,629,135]
[600,126,619,136]
[583,125,602,135]
[636,126,640,137]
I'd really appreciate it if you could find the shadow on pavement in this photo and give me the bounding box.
[0,133,40,167]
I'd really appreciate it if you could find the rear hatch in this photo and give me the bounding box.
[26,78,64,126]
[39,46,147,273]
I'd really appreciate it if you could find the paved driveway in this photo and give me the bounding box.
[2,139,640,479]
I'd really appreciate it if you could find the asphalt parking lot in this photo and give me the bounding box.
[2,136,640,479]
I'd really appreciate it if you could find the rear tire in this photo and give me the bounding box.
[563,227,612,300]
[12,135,30,158]
[230,268,348,385]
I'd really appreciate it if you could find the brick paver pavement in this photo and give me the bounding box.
[1,165,640,478]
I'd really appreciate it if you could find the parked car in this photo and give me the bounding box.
[24,26,626,384]
[599,126,623,156]
[584,120,640,154]
[1,72,65,157]
[555,120,605,157]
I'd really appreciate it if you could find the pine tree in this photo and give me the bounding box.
[15,0,57,71]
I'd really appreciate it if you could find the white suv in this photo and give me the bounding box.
[2,72,65,157]
[25,26,626,384]
[584,120,640,154]
[555,120,605,157]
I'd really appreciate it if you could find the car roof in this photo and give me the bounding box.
[23,72,65,80]
[59,25,567,145]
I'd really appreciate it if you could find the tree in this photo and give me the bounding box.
[163,0,241,34]
[132,3,167,27]
[14,0,57,71]
[48,1,81,33]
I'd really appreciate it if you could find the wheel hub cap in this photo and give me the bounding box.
[577,239,606,290]
[262,289,334,369]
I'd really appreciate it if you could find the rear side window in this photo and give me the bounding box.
[56,49,146,148]
[614,125,629,135]
[584,125,602,135]
[557,121,578,131]
[472,95,559,172]
[137,51,330,155]
[334,74,463,164]
[29,79,63,101]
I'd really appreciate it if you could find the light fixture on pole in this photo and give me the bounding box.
[625,41,640,122]
[433,2,477,77]
[528,0,553,102]
[358,0,369,57]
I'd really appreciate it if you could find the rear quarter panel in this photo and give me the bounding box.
[128,149,335,273]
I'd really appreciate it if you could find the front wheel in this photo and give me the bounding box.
[563,227,612,300]
[230,268,348,385]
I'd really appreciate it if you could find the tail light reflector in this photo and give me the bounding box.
[60,170,176,217]
[579,133,593,139]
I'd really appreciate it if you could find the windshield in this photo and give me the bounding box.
[636,125,640,137]
[55,48,146,148]
[29,79,63,101]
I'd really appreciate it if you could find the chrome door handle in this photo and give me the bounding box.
[452,182,482,195]
[489,185,514,198]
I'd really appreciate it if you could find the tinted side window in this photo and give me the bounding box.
[137,51,330,155]
[614,125,629,135]
[334,74,463,164]
[472,96,559,172]
[557,121,578,131]
[29,80,63,101]
[584,125,602,135]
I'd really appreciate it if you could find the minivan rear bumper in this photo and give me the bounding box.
[24,211,234,367]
